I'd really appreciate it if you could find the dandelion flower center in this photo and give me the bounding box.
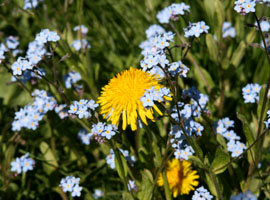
[157,159,199,197]
[98,67,164,131]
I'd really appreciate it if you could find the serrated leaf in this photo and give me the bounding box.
[211,147,230,174]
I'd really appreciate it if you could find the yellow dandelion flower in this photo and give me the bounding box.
[157,159,199,197]
[98,67,170,131]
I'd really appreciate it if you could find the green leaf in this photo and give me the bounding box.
[237,112,256,145]
[257,85,269,124]
[114,150,128,180]
[39,142,58,175]
[211,146,230,174]
[189,155,206,169]
[206,34,218,62]
[231,41,246,67]
[205,173,217,197]
[215,0,225,28]
[137,176,153,200]
[237,112,256,163]
[122,192,133,200]
[216,134,227,149]
[204,0,215,20]
[193,65,215,92]
[190,137,204,160]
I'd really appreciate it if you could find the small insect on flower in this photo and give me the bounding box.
[157,159,199,197]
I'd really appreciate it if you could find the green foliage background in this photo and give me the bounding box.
[0,0,270,199]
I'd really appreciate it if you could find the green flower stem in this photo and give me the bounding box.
[109,140,133,198]
[150,130,172,200]
[208,171,223,200]
[244,12,270,190]
[160,62,223,199]
[162,171,172,200]
[253,13,270,144]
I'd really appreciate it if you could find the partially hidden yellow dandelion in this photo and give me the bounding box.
[157,159,199,197]
[98,67,171,131]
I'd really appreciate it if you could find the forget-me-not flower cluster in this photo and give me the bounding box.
[170,88,209,160]
[11,29,60,76]
[63,71,82,89]
[106,149,136,169]
[59,176,82,197]
[170,125,195,160]
[93,189,104,199]
[12,89,57,131]
[91,122,118,140]
[222,22,236,38]
[71,25,91,51]
[242,83,261,103]
[140,86,171,108]
[73,25,89,35]
[24,0,43,9]
[230,190,257,200]
[234,0,256,15]
[78,129,93,145]
[10,153,35,174]
[54,104,69,119]
[192,186,213,200]
[139,24,178,77]
[157,3,190,24]
[216,118,246,157]
[68,99,98,119]
[184,21,210,38]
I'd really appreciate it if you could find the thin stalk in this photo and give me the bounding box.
[248,13,270,186]
[162,171,172,200]
[109,140,133,199]
[254,13,270,141]
[2,63,32,96]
